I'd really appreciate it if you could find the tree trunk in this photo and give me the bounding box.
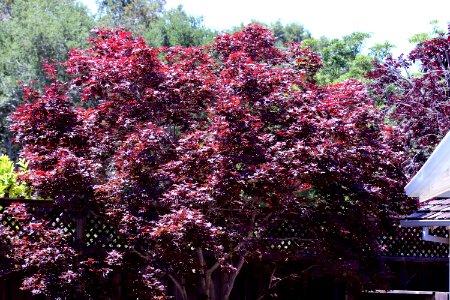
[209,274,216,300]
[197,248,211,299]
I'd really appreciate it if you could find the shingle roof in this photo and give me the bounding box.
[401,199,450,227]
[407,199,450,219]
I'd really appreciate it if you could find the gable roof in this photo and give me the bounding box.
[405,131,450,202]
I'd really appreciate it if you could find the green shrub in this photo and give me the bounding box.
[0,155,30,198]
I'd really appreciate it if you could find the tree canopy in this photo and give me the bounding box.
[0,25,409,299]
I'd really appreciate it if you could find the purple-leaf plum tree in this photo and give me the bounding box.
[2,25,408,299]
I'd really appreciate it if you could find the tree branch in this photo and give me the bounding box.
[132,249,150,260]
[206,241,247,275]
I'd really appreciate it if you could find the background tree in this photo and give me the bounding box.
[0,0,93,158]
[0,154,30,198]
[3,25,409,299]
[96,0,215,47]
[369,41,396,62]
[96,0,165,37]
[408,19,445,44]
[270,20,311,45]
[231,20,311,47]
[304,32,373,84]
[146,5,216,47]
[304,33,395,85]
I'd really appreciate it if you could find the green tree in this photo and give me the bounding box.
[409,20,445,44]
[304,32,389,85]
[0,0,93,158]
[97,1,215,47]
[146,5,216,47]
[231,20,311,47]
[270,20,311,45]
[369,41,396,62]
[96,0,165,37]
[305,32,370,84]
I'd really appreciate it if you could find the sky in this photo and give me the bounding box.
[81,0,450,57]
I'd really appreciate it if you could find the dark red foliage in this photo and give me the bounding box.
[214,24,284,63]
[367,30,450,176]
[10,82,93,206]
[4,25,408,298]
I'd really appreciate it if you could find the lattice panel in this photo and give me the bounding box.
[379,225,449,258]
[0,202,125,250]
[266,222,450,258]
[47,210,76,236]
[86,213,124,249]
[0,214,20,232]
[265,222,315,254]
[0,204,75,234]
[0,204,24,232]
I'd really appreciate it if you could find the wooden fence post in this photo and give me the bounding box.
[75,214,87,253]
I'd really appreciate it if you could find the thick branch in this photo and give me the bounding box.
[223,255,245,300]
[257,265,316,300]
[206,243,243,275]
[168,274,188,300]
